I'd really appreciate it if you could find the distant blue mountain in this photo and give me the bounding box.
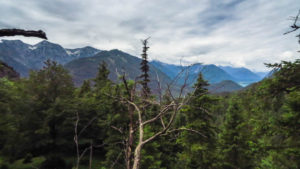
[150,60,268,87]
[150,60,236,85]
[254,71,270,79]
[150,60,182,79]
[0,39,266,92]
[219,66,261,82]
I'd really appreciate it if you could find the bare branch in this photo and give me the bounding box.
[74,112,80,169]
[79,147,91,160]
[78,117,97,137]
[142,102,176,126]
[126,100,142,125]
[284,10,300,35]
[165,127,207,138]
[74,112,97,169]
[154,70,162,104]
[111,125,124,134]
[160,116,166,129]
[0,29,47,39]
[142,102,183,144]
[93,141,125,148]
[110,150,123,169]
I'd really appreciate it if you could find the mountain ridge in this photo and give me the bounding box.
[0,40,101,76]
[64,49,172,91]
[0,39,268,92]
[150,60,268,87]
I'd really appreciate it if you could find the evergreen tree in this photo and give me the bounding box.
[22,60,75,155]
[176,73,218,169]
[78,80,91,97]
[266,90,300,169]
[219,98,253,169]
[94,61,110,90]
[139,38,151,98]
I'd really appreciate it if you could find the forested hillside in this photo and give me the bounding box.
[0,47,299,169]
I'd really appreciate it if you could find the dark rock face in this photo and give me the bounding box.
[0,60,20,80]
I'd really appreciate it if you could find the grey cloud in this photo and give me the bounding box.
[33,1,84,21]
[0,0,299,71]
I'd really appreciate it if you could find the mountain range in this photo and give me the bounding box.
[64,49,171,90]
[150,60,264,86]
[0,39,268,93]
[0,40,100,76]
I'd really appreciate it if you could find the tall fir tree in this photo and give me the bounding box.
[94,61,110,90]
[78,80,91,97]
[9,60,76,158]
[140,38,151,98]
[219,98,253,169]
[176,73,218,169]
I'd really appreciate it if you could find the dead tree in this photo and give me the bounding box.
[114,39,206,169]
[123,74,136,169]
[0,29,47,39]
[119,69,204,169]
[74,112,97,169]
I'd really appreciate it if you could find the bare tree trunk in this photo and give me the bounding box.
[74,112,80,169]
[74,112,97,169]
[122,74,136,169]
[130,98,144,169]
[116,39,205,169]
[132,143,143,169]
[126,105,134,169]
[89,141,93,169]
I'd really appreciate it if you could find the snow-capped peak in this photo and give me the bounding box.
[65,49,80,56]
[28,45,37,50]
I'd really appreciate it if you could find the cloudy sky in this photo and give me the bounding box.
[0,0,299,71]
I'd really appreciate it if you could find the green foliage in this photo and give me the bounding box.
[1,50,300,169]
[265,59,300,94]
[218,98,254,169]
[94,61,110,90]
[175,73,219,169]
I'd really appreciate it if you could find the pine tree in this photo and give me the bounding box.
[219,98,253,169]
[139,38,151,98]
[94,61,110,90]
[78,80,91,97]
[176,73,218,169]
[7,60,76,157]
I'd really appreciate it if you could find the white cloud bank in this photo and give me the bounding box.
[0,0,299,71]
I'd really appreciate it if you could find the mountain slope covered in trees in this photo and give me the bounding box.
[64,49,172,89]
[0,60,19,79]
[206,80,243,93]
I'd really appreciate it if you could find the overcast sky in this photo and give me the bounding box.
[0,0,299,71]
